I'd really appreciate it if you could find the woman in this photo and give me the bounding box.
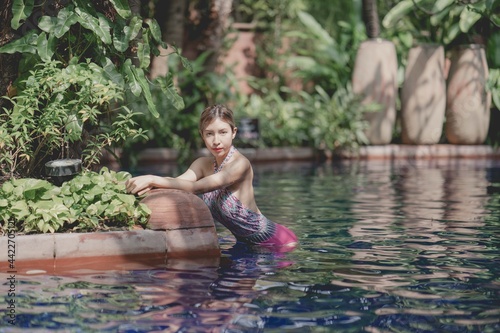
[126,104,298,248]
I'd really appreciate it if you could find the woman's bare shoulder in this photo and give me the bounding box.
[177,156,213,181]
[193,155,213,166]
[228,151,253,176]
[192,156,215,173]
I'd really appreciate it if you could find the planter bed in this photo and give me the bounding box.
[1,189,220,275]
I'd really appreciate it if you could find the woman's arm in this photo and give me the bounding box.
[175,157,207,181]
[126,155,249,196]
[125,157,206,195]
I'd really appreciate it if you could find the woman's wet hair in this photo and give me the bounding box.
[199,104,237,134]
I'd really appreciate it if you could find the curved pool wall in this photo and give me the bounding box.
[0,189,220,275]
[2,145,499,275]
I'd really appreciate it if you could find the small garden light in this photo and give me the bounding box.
[45,159,82,186]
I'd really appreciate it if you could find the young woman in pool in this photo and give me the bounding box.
[125,104,298,248]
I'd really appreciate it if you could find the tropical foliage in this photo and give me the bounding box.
[0,0,176,232]
[0,168,150,234]
[121,51,242,167]
[382,0,498,46]
[0,59,146,178]
[233,6,371,151]
[0,0,186,179]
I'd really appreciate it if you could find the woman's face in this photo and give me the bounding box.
[202,118,237,158]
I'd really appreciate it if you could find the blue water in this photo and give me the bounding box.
[1,159,499,332]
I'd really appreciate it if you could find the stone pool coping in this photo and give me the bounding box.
[335,144,500,160]
[0,228,219,261]
[103,144,500,167]
[0,227,221,274]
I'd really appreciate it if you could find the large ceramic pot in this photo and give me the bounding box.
[401,44,446,145]
[445,44,491,144]
[352,39,398,145]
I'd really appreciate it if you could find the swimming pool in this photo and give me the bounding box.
[1,159,499,332]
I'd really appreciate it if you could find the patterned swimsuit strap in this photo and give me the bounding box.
[214,146,237,173]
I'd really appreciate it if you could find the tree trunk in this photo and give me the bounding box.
[203,0,233,73]
[159,0,186,47]
[362,0,379,39]
[128,0,141,15]
[150,0,187,79]
[183,0,233,72]
[0,0,20,110]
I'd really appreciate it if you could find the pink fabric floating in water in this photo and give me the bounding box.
[259,223,298,249]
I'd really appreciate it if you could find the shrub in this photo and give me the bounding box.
[0,168,150,234]
[0,59,147,179]
[0,0,186,179]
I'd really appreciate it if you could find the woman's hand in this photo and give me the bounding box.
[125,175,158,196]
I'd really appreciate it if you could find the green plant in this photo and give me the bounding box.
[488,68,500,110]
[234,5,372,150]
[300,84,371,151]
[0,168,150,234]
[0,0,187,178]
[234,84,371,151]
[284,10,365,95]
[0,59,146,178]
[0,0,183,118]
[486,67,500,147]
[237,91,308,147]
[121,51,243,167]
[382,0,499,46]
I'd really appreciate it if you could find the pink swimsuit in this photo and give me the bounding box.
[202,147,298,247]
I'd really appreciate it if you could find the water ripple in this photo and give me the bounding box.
[1,160,499,332]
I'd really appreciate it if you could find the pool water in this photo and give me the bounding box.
[1,159,499,332]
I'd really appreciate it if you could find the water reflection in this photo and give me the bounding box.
[331,160,499,331]
[0,243,297,332]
